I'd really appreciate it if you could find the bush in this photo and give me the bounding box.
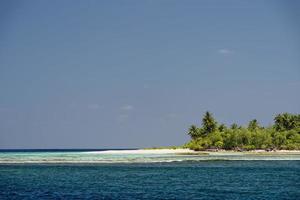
[215,141,224,149]
[185,112,300,151]
[242,145,256,151]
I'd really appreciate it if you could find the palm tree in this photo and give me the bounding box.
[188,125,200,140]
[202,111,217,135]
[274,113,298,131]
[218,124,227,132]
[248,119,260,131]
[230,123,238,130]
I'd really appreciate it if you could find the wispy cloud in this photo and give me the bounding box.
[218,48,234,55]
[88,104,102,110]
[116,114,129,123]
[160,113,180,123]
[121,105,134,111]
[166,113,179,119]
[143,84,150,89]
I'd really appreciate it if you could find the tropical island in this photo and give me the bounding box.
[183,112,300,151]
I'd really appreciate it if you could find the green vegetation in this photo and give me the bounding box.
[184,112,300,151]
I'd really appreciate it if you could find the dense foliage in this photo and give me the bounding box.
[185,112,300,151]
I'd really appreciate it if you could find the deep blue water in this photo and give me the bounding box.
[1,161,299,200]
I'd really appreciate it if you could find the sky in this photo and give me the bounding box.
[0,0,299,149]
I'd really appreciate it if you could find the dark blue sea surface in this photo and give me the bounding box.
[1,161,299,200]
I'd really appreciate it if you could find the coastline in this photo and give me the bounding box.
[87,148,300,155]
[87,148,196,154]
[1,148,300,164]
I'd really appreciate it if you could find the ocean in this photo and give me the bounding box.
[0,150,299,199]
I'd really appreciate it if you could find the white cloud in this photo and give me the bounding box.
[68,102,77,108]
[218,49,234,55]
[117,114,129,123]
[121,105,134,111]
[160,113,180,123]
[143,84,150,89]
[88,104,101,110]
[166,113,178,119]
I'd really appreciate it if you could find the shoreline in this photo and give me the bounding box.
[86,148,300,155]
[1,149,300,164]
[87,148,196,154]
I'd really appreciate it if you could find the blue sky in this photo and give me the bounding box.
[0,0,299,149]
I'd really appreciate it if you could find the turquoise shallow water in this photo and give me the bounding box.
[1,150,300,164]
[0,151,300,199]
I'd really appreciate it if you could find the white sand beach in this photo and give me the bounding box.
[85,149,300,155]
[87,148,196,154]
